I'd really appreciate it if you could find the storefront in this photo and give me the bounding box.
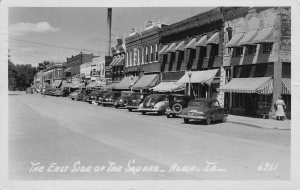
[113,76,139,91]
[131,74,159,92]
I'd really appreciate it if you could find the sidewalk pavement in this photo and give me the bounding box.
[227,115,291,130]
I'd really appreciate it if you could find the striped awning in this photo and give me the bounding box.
[165,43,177,53]
[177,69,218,85]
[206,32,219,45]
[151,82,186,92]
[195,35,207,47]
[113,76,139,90]
[174,41,186,51]
[114,57,124,66]
[110,57,119,66]
[158,45,169,55]
[218,77,273,94]
[282,78,291,95]
[132,74,159,90]
[237,29,258,46]
[226,32,244,48]
[252,26,275,44]
[184,38,197,49]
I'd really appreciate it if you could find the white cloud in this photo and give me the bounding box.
[9,22,60,36]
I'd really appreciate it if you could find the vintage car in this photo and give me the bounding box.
[77,89,93,101]
[178,98,227,125]
[86,90,107,104]
[125,93,150,112]
[100,91,122,107]
[69,89,84,100]
[44,88,54,96]
[53,88,70,97]
[114,91,134,108]
[138,94,169,115]
[165,94,191,118]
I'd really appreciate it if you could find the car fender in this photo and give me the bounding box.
[154,101,169,111]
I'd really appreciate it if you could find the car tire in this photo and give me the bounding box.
[142,111,146,115]
[172,103,183,113]
[128,108,132,112]
[184,118,189,123]
[206,117,212,125]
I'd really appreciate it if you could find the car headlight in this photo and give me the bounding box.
[119,98,123,103]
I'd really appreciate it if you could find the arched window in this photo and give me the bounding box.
[155,44,158,61]
[126,52,129,67]
[137,48,140,65]
[145,46,148,63]
[150,45,153,63]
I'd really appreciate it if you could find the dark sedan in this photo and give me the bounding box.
[165,94,191,118]
[113,91,134,108]
[125,93,150,112]
[77,89,93,101]
[69,90,84,100]
[86,90,107,104]
[53,88,70,97]
[178,98,227,125]
[100,91,122,107]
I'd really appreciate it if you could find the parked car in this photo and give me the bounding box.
[165,94,191,118]
[44,88,54,96]
[53,88,70,97]
[69,89,84,100]
[138,94,169,115]
[178,98,227,125]
[100,91,122,107]
[114,91,134,108]
[77,89,93,101]
[86,90,107,104]
[95,91,111,105]
[125,93,150,112]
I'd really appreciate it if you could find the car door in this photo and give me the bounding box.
[213,100,223,120]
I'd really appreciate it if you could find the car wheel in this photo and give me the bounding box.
[172,103,183,113]
[206,117,212,125]
[128,108,132,112]
[184,118,189,123]
[222,115,227,123]
[142,111,146,115]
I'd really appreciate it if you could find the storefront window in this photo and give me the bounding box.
[234,47,243,56]
[246,45,257,55]
[145,46,149,63]
[233,93,245,108]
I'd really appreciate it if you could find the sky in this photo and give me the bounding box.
[8,7,214,66]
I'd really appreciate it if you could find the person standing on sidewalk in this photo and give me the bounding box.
[275,96,286,120]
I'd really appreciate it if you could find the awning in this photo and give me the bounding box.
[113,76,139,90]
[237,29,258,46]
[64,67,71,72]
[174,41,186,51]
[60,80,67,88]
[252,26,274,44]
[177,69,218,85]
[110,57,119,66]
[151,82,186,92]
[195,35,207,47]
[282,78,291,95]
[86,81,97,88]
[114,57,124,66]
[226,32,244,48]
[184,38,197,49]
[206,32,219,45]
[51,80,62,87]
[132,74,159,90]
[165,43,177,53]
[102,83,117,90]
[72,83,85,88]
[158,45,169,55]
[218,77,273,94]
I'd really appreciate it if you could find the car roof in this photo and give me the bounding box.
[169,94,189,97]
[192,98,217,102]
[147,94,167,98]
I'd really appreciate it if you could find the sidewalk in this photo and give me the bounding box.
[227,115,291,130]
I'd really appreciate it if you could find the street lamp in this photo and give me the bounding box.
[188,70,192,96]
[130,75,134,92]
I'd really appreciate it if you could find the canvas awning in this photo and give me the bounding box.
[64,67,71,72]
[114,57,124,66]
[158,45,169,55]
[194,35,207,47]
[72,83,85,88]
[110,57,119,66]
[252,26,275,44]
[151,82,186,92]
[86,81,97,88]
[132,74,159,90]
[177,69,218,85]
[184,38,197,49]
[206,32,219,45]
[51,80,62,87]
[174,41,186,51]
[226,32,244,48]
[113,76,139,90]
[165,43,177,53]
[218,77,273,94]
[237,29,258,46]
[102,83,117,90]
[282,78,291,95]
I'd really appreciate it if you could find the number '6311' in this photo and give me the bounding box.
[257,162,279,172]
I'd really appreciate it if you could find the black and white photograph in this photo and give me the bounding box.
[0,0,299,190]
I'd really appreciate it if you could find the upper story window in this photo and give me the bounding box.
[141,48,144,65]
[234,47,244,56]
[126,52,129,67]
[58,69,61,78]
[262,43,273,53]
[137,48,140,65]
[155,44,158,61]
[145,46,149,63]
[210,44,219,57]
[150,45,153,63]
[246,45,257,55]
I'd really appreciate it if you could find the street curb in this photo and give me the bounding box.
[227,120,291,130]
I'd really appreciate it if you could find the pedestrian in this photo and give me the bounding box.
[275,96,286,120]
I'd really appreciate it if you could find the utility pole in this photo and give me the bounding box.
[107,8,112,56]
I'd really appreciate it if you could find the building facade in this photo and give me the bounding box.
[42,63,64,88]
[219,7,291,118]
[110,38,126,83]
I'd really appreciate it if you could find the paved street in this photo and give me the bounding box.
[8,92,290,180]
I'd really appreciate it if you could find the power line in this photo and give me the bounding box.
[9,37,116,54]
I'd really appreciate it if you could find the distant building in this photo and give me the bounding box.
[42,63,64,88]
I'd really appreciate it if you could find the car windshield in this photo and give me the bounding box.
[131,94,144,99]
[105,92,118,99]
[189,100,209,107]
[144,95,165,104]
